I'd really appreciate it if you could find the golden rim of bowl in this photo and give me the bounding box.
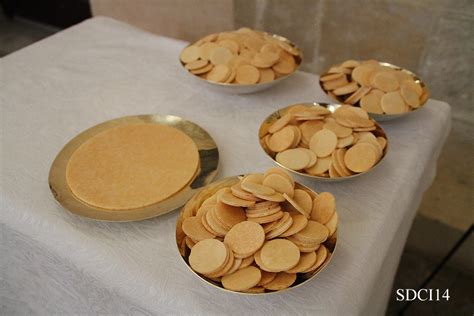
[258,102,389,181]
[175,175,338,295]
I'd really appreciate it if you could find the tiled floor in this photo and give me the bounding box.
[1,14,472,315]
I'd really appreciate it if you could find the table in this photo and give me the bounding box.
[0,17,451,315]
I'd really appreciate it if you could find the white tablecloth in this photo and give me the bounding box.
[1,17,451,315]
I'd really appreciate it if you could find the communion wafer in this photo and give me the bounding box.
[189,239,228,275]
[280,214,308,237]
[182,216,216,241]
[260,239,300,272]
[285,251,317,273]
[221,266,262,291]
[66,124,199,210]
[311,192,336,224]
[224,221,265,257]
[263,272,297,291]
[262,173,294,197]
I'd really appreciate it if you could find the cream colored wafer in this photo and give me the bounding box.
[400,81,421,107]
[345,86,371,105]
[185,236,196,249]
[231,183,260,201]
[344,142,379,173]
[371,71,399,92]
[214,201,246,230]
[241,182,275,196]
[325,211,338,236]
[189,239,228,275]
[320,72,344,82]
[381,91,408,114]
[266,212,293,239]
[207,64,231,83]
[283,193,309,218]
[193,65,214,76]
[285,251,317,273]
[221,266,262,291]
[351,64,377,86]
[247,211,284,224]
[246,205,282,218]
[333,82,359,96]
[337,134,354,148]
[257,271,277,286]
[263,272,296,291]
[207,245,235,277]
[259,68,275,83]
[300,120,324,145]
[262,173,294,197]
[280,213,308,237]
[322,75,349,90]
[305,155,331,175]
[309,129,338,158]
[323,119,353,138]
[239,255,254,269]
[199,42,219,60]
[260,239,300,272]
[263,167,294,186]
[293,220,329,244]
[224,221,265,257]
[219,191,256,207]
[311,192,336,224]
[377,137,387,150]
[235,64,260,84]
[180,45,200,63]
[253,191,286,202]
[185,59,208,70]
[268,114,292,134]
[293,189,313,215]
[268,126,296,152]
[276,148,311,170]
[182,216,216,241]
[360,90,384,114]
[206,207,229,237]
[302,245,327,273]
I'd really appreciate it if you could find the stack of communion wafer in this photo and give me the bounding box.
[178,167,337,293]
[179,28,301,84]
[260,104,387,178]
[320,59,429,114]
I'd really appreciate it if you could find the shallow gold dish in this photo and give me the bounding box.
[48,114,219,222]
[258,103,388,182]
[319,61,430,121]
[179,32,303,94]
[175,176,338,295]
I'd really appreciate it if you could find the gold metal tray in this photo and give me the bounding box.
[48,114,219,221]
[319,61,430,121]
[258,102,388,182]
[179,32,303,94]
[175,176,338,295]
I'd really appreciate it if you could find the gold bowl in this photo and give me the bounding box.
[258,103,388,182]
[179,32,303,94]
[319,61,429,121]
[175,175,337,295]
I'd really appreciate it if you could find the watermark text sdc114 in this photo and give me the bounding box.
[396,288,450,302]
